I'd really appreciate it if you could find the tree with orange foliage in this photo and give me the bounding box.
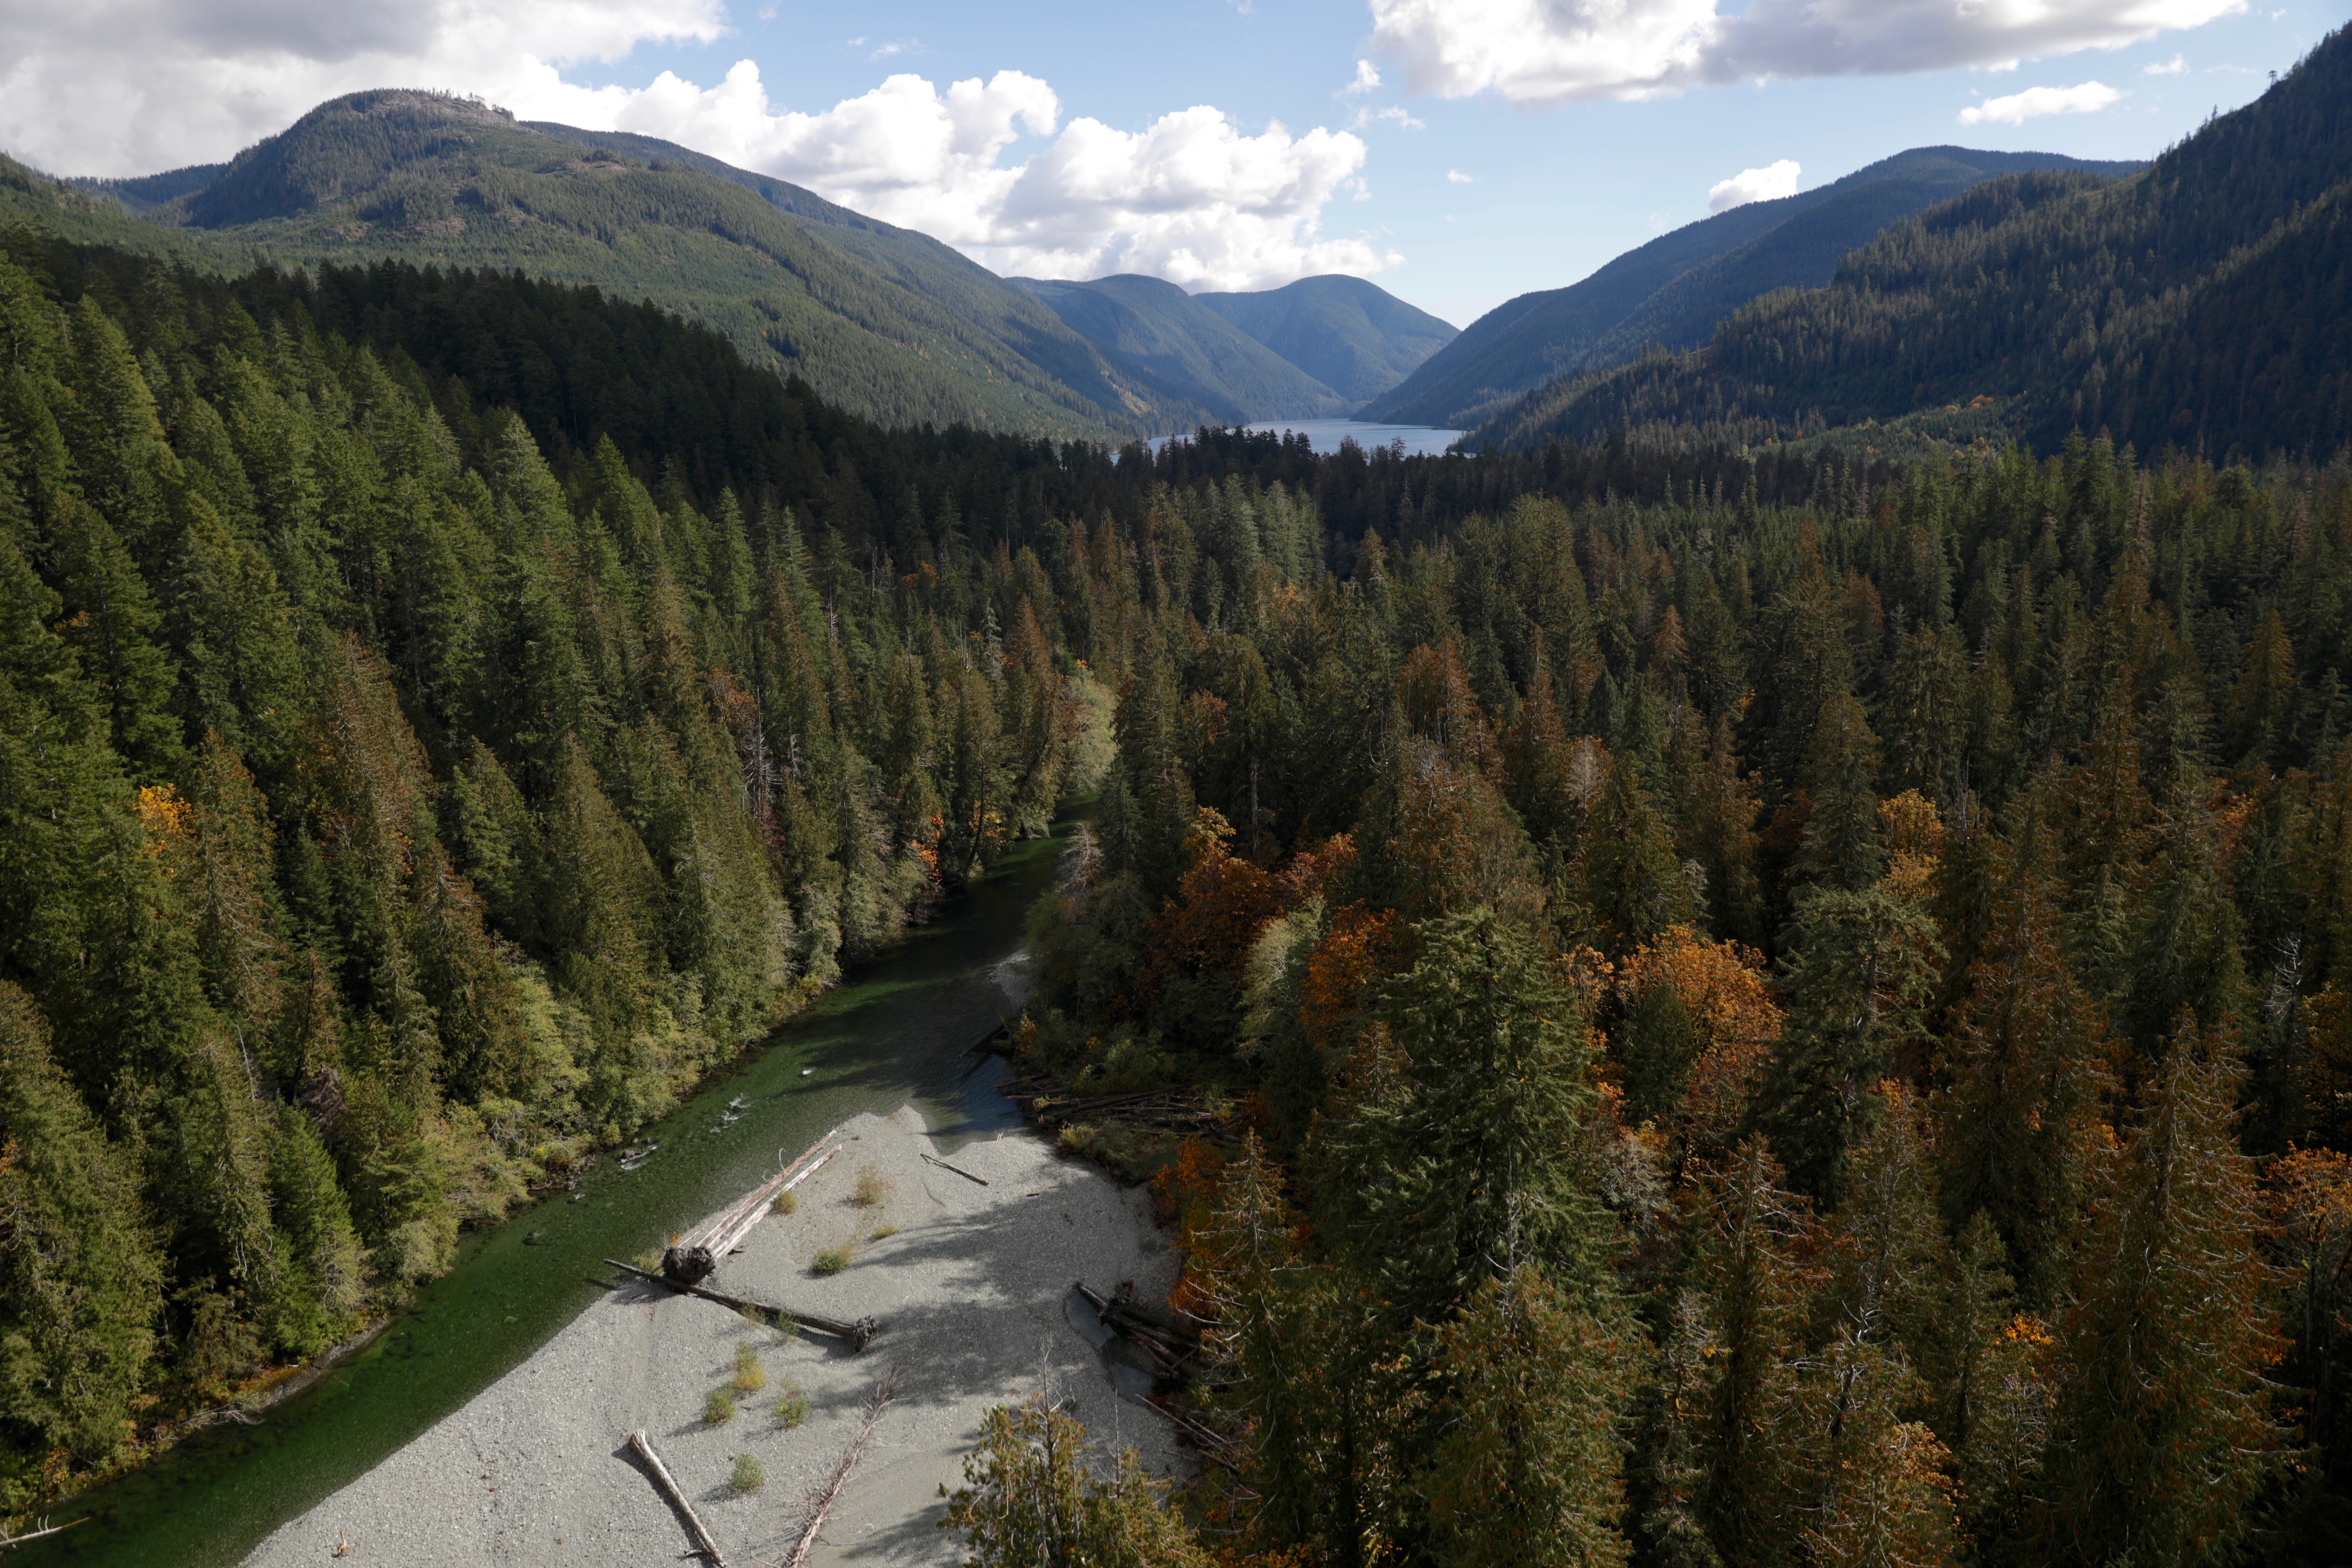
[1614,926,1783,1167]
[1139,808,1285,1053]
[1352,737,1545,927]
[1398,640,1503,779]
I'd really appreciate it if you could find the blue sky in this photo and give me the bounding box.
[0,0,2334,328]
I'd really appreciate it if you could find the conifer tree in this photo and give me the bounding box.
[1318,908,1612,1319]
[1934,882,2113,1301]
[47,491,183,777]
[2036,1023,2283,1564]
[1754,885,1942,1203]
[1586,754,1695,955]
[0,981,164,1477]
[1794,691,1885,895]
[1685,1139,1811,1568]
[942,1389,1213,1568]
[1422,1266,1639,1568]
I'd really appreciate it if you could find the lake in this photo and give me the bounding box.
[1150,418,1464,457]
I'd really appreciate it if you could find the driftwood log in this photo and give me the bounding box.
[920,1151,989,1186]
[786,1360,901,1568]
[660,1129,842,1286]
[999,1076,1228,1136]
[603,1258,880,1351]
[0,1516,87,1553]
[1075,1280,1200,1380]
[628,1429,726,1566]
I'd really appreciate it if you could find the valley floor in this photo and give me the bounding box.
[239,1108,1184,1567]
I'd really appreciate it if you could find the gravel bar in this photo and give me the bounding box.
[240,1107,1185,1567]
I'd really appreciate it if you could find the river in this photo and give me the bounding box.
[24,824,1072,1567]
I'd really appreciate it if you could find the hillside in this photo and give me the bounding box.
[0,155,238,263]
[41,90,1217,440]
[1011,272,1353,422]
[1193,273,1457,402]
[1470,27,2352,459]
[1363,144,2142,429]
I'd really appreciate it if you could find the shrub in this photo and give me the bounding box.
[811,1245,850,1275]
[852,1167,887,1207]
[705,1388,736,1424]
[776,1380,810,1428]
[731,1452,764,1492]
[771,1189,797,1217]
[870,1224,899,1241]
[733,1342,766,1393]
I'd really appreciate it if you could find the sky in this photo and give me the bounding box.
[0,1,2337,329]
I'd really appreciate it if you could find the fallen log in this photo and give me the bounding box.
[1075,1281,1201,1379]
[603,1258,880,1350]
[786,1360,900,1568]
[0,1516,87,1553]
[628,1429,726,1566]
[663,1129,842,1286]
[921,1151,989,1186]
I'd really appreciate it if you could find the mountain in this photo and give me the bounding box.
[1469,26,2352,459]
[1010,273,1353,423]
[1192,274,1457,402]
[1362,145,2143,430]
[26,90,1219,440]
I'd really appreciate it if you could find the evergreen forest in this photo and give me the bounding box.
[8,145,2352,1568]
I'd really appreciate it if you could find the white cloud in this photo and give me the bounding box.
[1446,168,1476,183]
[0,1,1390,294]
[1958,80,2122,125]
[1340,59,1382,96]
[1707,158,1799,211]
[1366,0,2244,108]
[2146,52,2189,73]
[602,65,1396,289]
[1351,103,1427,131]
[0,0,727,177]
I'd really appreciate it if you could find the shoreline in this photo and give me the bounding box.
[238,1105,1188,1567]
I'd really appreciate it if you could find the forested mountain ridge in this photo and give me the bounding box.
[1,153,240,264]
[1363,145,2143,430]
[1192,273,1458,403]
[26,89,1219,441]
[1472,26,2352,460]
[69,163,230,216]
[1011,272,1355,422]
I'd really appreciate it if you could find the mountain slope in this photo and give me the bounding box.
[68,162,229,215]
[1468,28,2352,459]
[1363,145,2142,429]
[1192,274,1456,401]
[0,154,241,262]
[55,90,1214,439]
[1011,273,1353,422]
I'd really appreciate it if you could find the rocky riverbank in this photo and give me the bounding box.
[240,1107,1185,1567]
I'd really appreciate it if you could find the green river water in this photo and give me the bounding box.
[23,824,1071,1567]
